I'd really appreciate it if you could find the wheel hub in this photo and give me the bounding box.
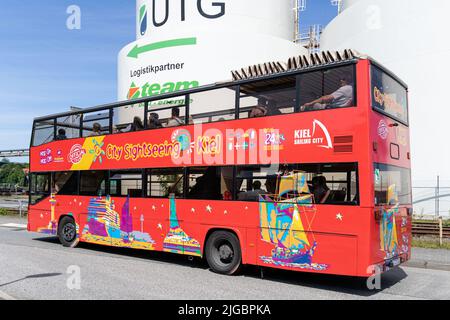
[218,244,233,261]
[63,223,76,242]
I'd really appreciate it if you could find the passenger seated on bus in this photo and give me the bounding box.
[55,128,67,140]
[188,167,221,200]
[148,113,163,129]
[130,116,144,132]
[238,181,267,201]
[166,107,184,127]
[301,73,353,111]
[249,98,268,118]
[265,176,278,195]
[113,125,123,134]
[90,123,102,136]
[311,176,331,204]
[266,100,282,116]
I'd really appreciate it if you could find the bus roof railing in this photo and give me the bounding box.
[33,49,410,124]
[33,51,366,123]
[231,49,363,81]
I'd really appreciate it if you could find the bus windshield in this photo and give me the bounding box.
[371,64,408,125]
[374,163,412,206]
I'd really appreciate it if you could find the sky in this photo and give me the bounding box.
[0,0,337,159]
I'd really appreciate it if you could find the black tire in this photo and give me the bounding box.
[205,231,242,275]
[57,216,79,248]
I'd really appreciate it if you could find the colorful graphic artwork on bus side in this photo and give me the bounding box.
[37,194,58,235]
[380,184,401,259]
[380,207,399,259]
[163,196,202,256]
[258,174,328,271]
[81,196,155,250]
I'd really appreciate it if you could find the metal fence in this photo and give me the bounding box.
[413,176,450,219]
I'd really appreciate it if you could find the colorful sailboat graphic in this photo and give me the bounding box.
[259,172,328,271]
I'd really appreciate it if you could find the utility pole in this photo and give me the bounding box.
[436,175,440,218]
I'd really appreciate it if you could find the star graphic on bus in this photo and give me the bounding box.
[206,205,212,213]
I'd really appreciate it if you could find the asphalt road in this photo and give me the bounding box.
[1,217,450,300]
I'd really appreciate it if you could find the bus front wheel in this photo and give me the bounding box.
[205,231,242,275]
[58,216,79,248]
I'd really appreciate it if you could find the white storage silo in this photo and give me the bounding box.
[117,0,307,123]
[321,0,450,216]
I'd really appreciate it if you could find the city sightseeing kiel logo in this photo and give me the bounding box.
[139,4,148,36]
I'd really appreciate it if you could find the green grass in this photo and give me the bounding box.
[412,238,450,250]
[0,207,27,216]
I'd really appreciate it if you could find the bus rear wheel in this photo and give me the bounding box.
[205,231,242,275]
[58,216,79,248]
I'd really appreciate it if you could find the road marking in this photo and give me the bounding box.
[0,290,17,300]
[0,223,27,229]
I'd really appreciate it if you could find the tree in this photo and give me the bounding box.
[0,162,29,186]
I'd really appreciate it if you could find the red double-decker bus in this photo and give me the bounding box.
[28,51,412,277]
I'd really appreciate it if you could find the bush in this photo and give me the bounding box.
[0,208,9,216]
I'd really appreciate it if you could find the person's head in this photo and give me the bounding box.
[149,112,159,121]
[339,72,352,87]
[172,107,180,118]
[252,180,262,190]
[93,123,101,133]
[133,116,143,128]
[257,97,267,108]
[313,176,328,188]
[58,128,66,136]
[250,105,267,118]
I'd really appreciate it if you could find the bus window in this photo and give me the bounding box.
[299,65,355,112]
[236,165,279,201]
[146,96,187,129]
[56,115,81,140]
[371,65,408,124]
[54,172,78,195]
[189,87,238,125]
[112,103,144,133]
[79,171,107,196]
[32,120,55,147]
[240,77,296,119]
[82,111,110,137]
[110,170,143,197]
[147,168,184,198]
[30,173,51,204]
[374,164,411,206]
[145,105,187,129]
[296,163,358,204]
[187,167,233,200]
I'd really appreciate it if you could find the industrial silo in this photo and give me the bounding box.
[117,0,307,122]
[321,0,450,216]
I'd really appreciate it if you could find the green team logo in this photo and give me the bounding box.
[127,80,199,100]
[128,82,141,100]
